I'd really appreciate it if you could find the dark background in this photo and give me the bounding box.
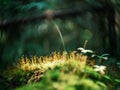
[0,0,120,68]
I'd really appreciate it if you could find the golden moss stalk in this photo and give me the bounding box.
[18,51,88,71]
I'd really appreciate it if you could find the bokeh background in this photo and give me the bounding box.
[0,0,120,68]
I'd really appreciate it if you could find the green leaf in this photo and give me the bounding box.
[21,2,49,11]
[115,79,120,83]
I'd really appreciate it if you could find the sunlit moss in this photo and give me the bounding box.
[18,51,88,72]
[2,49,119,90]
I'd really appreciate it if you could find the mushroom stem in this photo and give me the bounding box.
[83,40,88,49]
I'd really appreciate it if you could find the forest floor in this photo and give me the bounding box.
[1,50,120,90]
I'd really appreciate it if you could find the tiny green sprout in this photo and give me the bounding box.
[92,54,109,60]
[98,54,109,60]
[93,65,106,75]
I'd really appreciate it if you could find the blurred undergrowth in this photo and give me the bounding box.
[1,43,120,90]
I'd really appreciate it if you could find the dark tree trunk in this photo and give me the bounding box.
[98,12,107,51]
[107,6,118,58]
[97,4,118,59]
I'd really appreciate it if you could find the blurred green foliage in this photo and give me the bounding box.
[0,48,120,90]
[0,0,120,69]
[14,62,119,90]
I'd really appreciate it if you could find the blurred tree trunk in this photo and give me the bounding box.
[97,11,107,52]
[115,11,120,59]
[107,6,118,58]
[97,3,119,59]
